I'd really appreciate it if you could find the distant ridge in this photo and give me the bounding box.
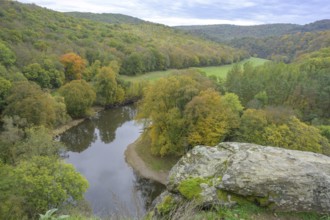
[65,12,145,24]
[175,19,330,42]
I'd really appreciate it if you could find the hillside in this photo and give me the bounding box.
[176,19,330,42]
[176,23,299,42]
[66,12,145,24]
[230,30,330,62]
[175,20,330,62]
[0,1,247,77]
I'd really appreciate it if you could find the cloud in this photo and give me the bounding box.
[18,0,330,26]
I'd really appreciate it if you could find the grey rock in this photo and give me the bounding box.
[163,142,330,214]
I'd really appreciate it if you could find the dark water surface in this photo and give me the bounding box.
[60,106,164,217]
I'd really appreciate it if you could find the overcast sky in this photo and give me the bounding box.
[18,0,330,26]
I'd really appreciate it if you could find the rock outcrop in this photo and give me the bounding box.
[154,142,330,215]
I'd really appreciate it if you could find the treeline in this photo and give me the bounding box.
[176,23,299,42]
[65,12,145,24]
[176,19,330,42]
[0,1,247,77]
[226,47,330,122]
[230,30,330,62]
[176,20,330,63]
[137,47,330,157]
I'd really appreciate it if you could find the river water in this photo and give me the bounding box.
[60,105,164,218]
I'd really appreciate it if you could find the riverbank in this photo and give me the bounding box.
[52,106,104,137]
[125,137,169,185]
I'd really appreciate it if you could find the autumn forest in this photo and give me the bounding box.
[0,1,330,219]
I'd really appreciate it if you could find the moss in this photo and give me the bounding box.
[178,177,208,200]
[217,189,229,202]
[156,195,175,215]
[144,211,154,220]
[216,189,272,207]
[255,196,271,207]
[169,175,175,185]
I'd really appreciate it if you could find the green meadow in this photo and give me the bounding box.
[120,57,268,82]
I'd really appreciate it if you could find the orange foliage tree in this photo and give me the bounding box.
[60,52,86,81]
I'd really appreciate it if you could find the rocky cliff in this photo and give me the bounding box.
[153,142,330,216]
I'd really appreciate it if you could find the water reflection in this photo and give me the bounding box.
[60,119,96,152]
[133,172,165,209]
[94,106,136,144]
[60,105,164,217]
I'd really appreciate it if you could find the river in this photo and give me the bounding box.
[60,105,164,218]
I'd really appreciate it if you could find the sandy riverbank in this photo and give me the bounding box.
[125,137,169,185]
[52,106,104,137]
[52,118,85,137]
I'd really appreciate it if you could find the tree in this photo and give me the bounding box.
[235,108,330,155]
[12,126,64,164]
[0,118,65,165]
[3,81,68,128]
[0,162,27,220]
[22,63,50,88]
[137,72,232,156]
[0,76,11,111]
[94,65,125,106]
[120,53,144,75]
[58,80,96,118]
[0,42,16,67]
[14,156,88,218]
[184,90,242,146]
[60,53,86,81]
[0,116,27,164]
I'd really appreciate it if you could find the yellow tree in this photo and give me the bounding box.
[137,71,238,156]
[137,72,209,156]
[236,108,330,155]
[185,90,242,146]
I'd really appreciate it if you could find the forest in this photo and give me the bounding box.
[177,20,330,62]
[0,1,330,219]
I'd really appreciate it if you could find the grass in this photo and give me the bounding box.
[162,201,330,220]
[135,135,179,172]
[119,57,268,83]
[194,57,268,78]
[119,70,174,82]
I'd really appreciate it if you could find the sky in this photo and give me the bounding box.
[18,0,330,26]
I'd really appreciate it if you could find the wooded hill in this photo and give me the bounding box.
[176,20,330,62]
[176,23,300,41]
[65,12,145,25]
[176,19,330,42]
[0,1,247,77]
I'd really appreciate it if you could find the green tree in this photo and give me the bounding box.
[0,162,26,220]
[4,81,68,127]
[22,63,50,88]
[11,126,64,164]
[83,60,100,81]
[0,76,11,111]
[0,42,16,67]
[94,65,125,106]
[120,53,144,75]
[58,80,96,118]
[0,116,66,165]
[14,156,88,218]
